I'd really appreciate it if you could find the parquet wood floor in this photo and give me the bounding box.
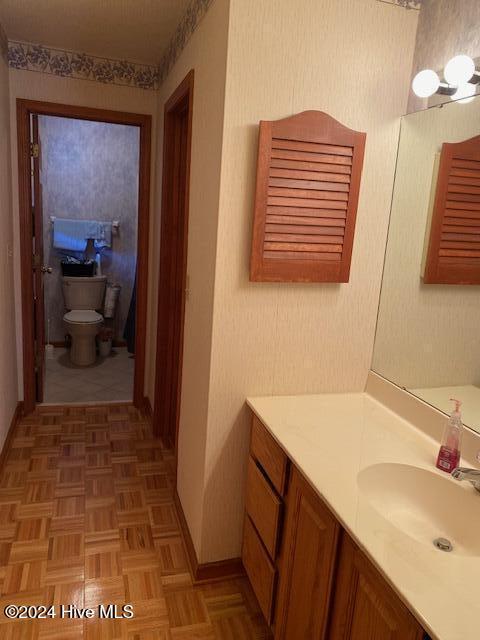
[0,404,270,639]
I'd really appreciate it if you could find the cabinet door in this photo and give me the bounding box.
[275,466,340,640]
[329,534,425,640]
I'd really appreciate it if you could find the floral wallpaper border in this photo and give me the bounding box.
[0,23,8,63]
[158,0,213,84]
[4,0,420,88]
[5,0,214,90]
[7,41,160,90]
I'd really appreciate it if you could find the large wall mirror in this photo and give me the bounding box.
[373,95,480,434]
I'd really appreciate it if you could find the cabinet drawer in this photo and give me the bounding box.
[251,415,288,496]
[242,515,276,625]
[245,456,282,559]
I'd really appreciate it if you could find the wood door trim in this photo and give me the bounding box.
[16,99,152,413]
[153,70,194,451]
[31,114,45,403]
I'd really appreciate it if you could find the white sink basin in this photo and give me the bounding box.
[357,463,480,556]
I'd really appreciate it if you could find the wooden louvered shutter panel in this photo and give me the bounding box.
[250,111,366,283]
[424,135,480,284]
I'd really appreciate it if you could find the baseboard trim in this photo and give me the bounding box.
[173,490,199,577]
[173,489,245,584]
[39,401,133,410]
[0,402,23,471]
[195,556,245,583]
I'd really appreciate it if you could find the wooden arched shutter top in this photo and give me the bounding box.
[424,135,480,285]
[250,110,366,283]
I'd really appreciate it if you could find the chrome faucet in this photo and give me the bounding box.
[451,467,480,493]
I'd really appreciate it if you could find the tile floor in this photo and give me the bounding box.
[44,348,134,404]
[0,403,270,639]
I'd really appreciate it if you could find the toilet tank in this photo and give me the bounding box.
[62,276,107,310]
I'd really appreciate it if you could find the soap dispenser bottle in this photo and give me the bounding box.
[436,398,463,473]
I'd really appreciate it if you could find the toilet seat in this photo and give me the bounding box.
[64,310,103,324]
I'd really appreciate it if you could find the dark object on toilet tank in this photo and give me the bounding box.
[61,261,95,277]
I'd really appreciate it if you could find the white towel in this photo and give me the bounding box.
[94,222,112,250]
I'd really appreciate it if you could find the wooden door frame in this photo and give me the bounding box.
[16,99,152,413]
[31,114,45,403]
[153,70,194,449]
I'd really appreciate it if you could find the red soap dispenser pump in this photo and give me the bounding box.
[436,398,463,473]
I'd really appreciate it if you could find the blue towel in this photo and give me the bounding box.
[53,218,113,252]
[53,218,89,252]
[84,220,100,241]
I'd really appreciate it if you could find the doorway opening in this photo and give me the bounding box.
[17,100,151,413]
[153,70,194,451]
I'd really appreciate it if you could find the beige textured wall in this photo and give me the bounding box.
[197,0,418,562]
[153,0,230,554]
[409,0,480,112]
[0,49,18,447]
[373,96,480,389]
[8,70,157,400]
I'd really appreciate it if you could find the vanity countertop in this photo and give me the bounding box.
[246,392,479,640]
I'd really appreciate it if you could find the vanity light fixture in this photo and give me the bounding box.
[444,55,476,86]
[412,54,479,102]
[411,69,440,98]
[451,82,476,104]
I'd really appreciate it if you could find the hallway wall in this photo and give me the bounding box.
[0,26,18,448]
[201,0,418,561]
[153,0,419,563]
[153,0,230,556]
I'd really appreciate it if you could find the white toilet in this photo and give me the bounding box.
[62,276,107,366]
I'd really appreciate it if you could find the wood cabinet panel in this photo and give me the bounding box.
[274,466,340,640]
[424,134,480,284]
[329,534,425,640]
[251,415,288,496]
[242,515,277,625]
[244,413,427,640]
[250,110,366,283]
[245,456,282,559]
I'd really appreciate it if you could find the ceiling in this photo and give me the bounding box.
[0,0,191,65]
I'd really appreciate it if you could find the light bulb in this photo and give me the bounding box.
[412,69,440,98]
[444,55,475,86]
[450,82,476,104]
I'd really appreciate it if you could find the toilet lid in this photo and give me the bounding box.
[64,310,103,324]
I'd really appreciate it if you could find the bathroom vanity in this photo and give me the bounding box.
[243,389,479,640]
[240,73,480,640]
